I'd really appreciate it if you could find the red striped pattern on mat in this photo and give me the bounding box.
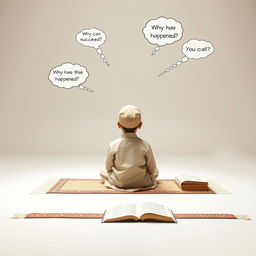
[25,213,237,219]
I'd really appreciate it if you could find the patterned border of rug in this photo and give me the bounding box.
[32,178,229,194]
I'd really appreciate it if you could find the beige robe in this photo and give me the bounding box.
[100,132,159,191]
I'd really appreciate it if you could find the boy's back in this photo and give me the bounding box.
[100,105,158,191]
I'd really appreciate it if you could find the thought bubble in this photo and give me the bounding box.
[158,39,214,76]
[143,17,183,55]
[76,28,110,66]
[48,63,93,92]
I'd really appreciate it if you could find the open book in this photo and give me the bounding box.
[175,175,209,191]
[102,202,177,223]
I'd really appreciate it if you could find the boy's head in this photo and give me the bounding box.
[117,105,142,133]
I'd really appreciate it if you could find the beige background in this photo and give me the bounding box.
[0,0,255,156]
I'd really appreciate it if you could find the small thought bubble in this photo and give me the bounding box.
[48,63,94,92]
[182,39,214,59]
[76,28,110,66]
[143,17,183,55]
[158,39,214,76]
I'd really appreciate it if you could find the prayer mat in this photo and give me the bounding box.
[12,213,250,220]
[32,178,229,194]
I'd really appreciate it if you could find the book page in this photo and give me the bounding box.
[175,175,207,185]
[138,202,172,218]
[103,203,138,221]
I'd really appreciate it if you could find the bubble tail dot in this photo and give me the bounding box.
[158,71,167,77]
[96,48,102,54]
[84,87,94,93]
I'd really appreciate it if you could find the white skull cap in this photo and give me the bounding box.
[118,105,141,129]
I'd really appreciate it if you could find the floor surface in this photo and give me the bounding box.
[0,155,255,256]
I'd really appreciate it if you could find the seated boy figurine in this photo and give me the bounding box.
[100,105,159,191]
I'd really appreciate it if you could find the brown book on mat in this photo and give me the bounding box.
[174,175,209,191]
[102,202,177,223]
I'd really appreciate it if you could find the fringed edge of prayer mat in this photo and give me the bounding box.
[11,213,251,220]
[31,178,59,194]
[208,180,231,194]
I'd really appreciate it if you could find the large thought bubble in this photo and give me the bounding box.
[48,63,93,92]
[158,39,214,76]
[143,17,183,55]
[76,28,110,66]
